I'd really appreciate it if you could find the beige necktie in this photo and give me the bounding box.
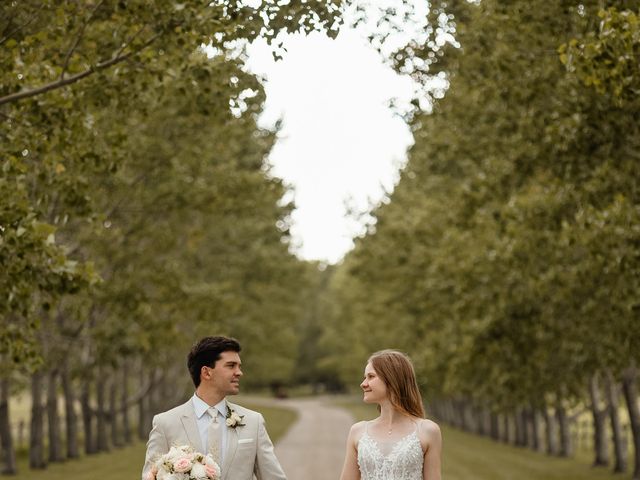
[207,407,221,464]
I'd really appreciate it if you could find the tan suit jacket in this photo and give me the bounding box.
[142,400,286,480]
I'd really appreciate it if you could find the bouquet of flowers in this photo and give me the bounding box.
[146,445,221,480]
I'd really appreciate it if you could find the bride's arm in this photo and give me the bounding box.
[421,419,442,480]
[339,423,362,480]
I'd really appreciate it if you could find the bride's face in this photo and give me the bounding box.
[360,362,387,404]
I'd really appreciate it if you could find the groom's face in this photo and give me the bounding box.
[209,350,243,396]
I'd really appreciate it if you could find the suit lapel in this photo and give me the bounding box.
[180,402,204,453]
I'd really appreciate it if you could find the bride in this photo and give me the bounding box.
[339,350,442,480]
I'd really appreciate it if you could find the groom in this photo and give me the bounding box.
[142,336,287,480]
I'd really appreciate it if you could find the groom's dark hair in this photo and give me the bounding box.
[187,336,241,387]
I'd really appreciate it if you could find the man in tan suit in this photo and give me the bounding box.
[142,336,287,480]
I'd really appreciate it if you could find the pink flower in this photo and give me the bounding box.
[146,464,158,480]
[205,462,221,479]
[173,456,192,473]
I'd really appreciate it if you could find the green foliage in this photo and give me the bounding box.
[0,0,342,380]
[319,0,640,418]
[561,7,640,105]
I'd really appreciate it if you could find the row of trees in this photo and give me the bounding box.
[2,0,639,477]
[0,0,341,474]
[313,1,640,478]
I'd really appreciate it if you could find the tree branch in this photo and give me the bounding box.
[89,375,159,417]
[60,0,105,80]
[116,24,149,58]
[0,4,46,46]
[568,407,588,422]
[0,31,162,107]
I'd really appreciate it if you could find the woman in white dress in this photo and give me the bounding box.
[339,350,442,480]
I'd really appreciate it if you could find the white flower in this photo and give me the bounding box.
[166,446,183,463]
[191,462,207,479]
[166,473,189,480]
[225,408,245,428]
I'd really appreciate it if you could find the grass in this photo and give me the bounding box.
[336,399,633,480]
[12,401,297,480]
[15,442,147,480]
[249,402,298,444]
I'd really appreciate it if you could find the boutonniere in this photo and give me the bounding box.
[225,406,245,428]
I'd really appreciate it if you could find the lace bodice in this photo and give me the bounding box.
[357,422,423,480]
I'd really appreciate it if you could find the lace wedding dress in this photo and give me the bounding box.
[357,422,423,480]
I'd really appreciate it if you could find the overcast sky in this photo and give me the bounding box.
[244,2,431,264]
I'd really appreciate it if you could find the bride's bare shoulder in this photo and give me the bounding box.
[347,420,368,442]
[417,418,442,445]
[419,418,440,431]
[350,420,368,435]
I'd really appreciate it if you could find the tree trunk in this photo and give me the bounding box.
[80,377,95,455]
[139,367,157,441]
[459,400,470,432]
[523,409,534,449]
[0,377,17,474]
[621,366,640,480]
[514,409,527,447]
[137,390,147,441]
[138,366,147,441]
[47,369,64,462]
[109,372,121,448]
[61,362,79,458]
[556,402,571,457]
[502,413,512,444]
[122,363,131,444]
[499,413,508,443]
[531,409,543,452]
[483,407,492,437]
[450,399,460,429]
[458,400,466,430]
[544,408,558,455]
[521,409,530,447]
[490,412,500,441]
[438,399,447,424]
[158,368,170,413]
[446,399,455,426]
[605,370,627,473]
[589,372,609,467]
[29,371,46,469]
[96,368,109,452]
[480,407,487,435]
[514,409,523,446]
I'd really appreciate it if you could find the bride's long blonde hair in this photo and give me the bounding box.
[369,349,425,418]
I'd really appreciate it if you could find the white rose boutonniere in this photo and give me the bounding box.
[225,406,246,428]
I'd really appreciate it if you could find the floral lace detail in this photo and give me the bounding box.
[357,426,423,480]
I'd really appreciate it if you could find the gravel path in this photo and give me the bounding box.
[270,397,354,480]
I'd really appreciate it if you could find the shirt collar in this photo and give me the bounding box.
[192,393,227,419]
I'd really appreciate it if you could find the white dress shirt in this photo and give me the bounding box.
[192,394,228,460]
